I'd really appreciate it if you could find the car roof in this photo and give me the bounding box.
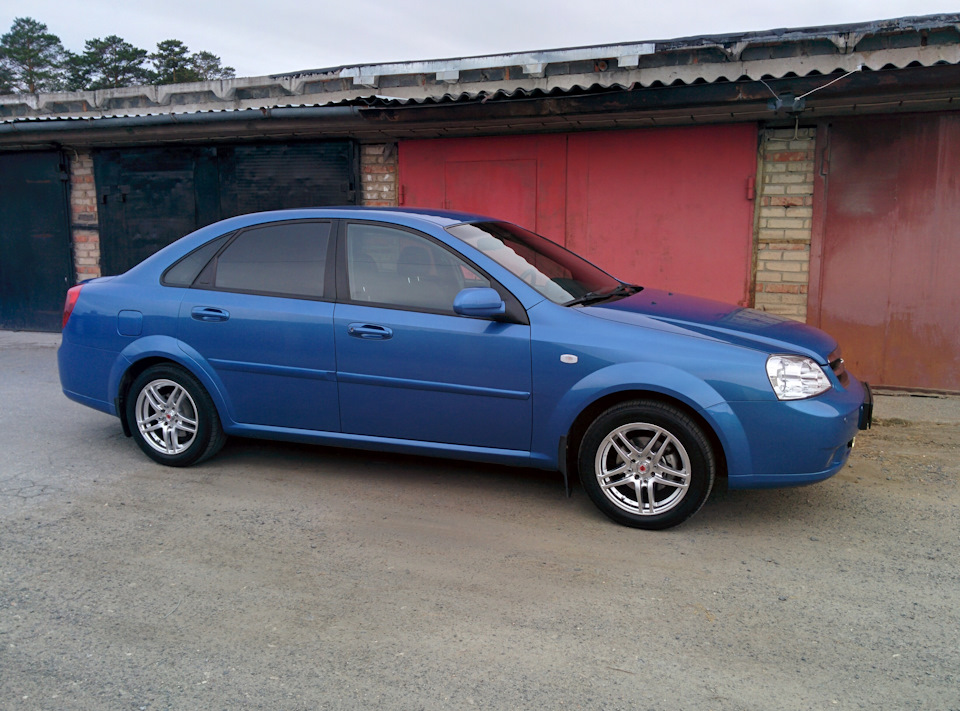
[117,206,501,282]
[206,206,497,231]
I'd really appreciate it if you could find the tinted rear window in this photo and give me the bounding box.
[214,221,331,298]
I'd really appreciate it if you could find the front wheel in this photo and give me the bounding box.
[126,364,226,467]
[578,400,715,530]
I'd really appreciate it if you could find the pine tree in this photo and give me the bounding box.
[0,18,239,93]
[0,17,65,92]
[68,35,152,90]
[0,63,13,93]
[190,51,235,81]
[150,39,199,85]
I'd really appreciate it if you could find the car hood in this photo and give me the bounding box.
[586,288,837,361]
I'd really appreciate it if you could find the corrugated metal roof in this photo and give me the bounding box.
[274,13,960,80]
[0,13,958,126]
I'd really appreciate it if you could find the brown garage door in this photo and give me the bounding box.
[809,114,960,392]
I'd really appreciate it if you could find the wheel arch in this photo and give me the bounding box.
[116,356,183,437]
[563,389,729,484]
[112,337,232,437]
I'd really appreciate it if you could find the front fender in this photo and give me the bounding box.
[534,361,754,478]
[109,335,235,427]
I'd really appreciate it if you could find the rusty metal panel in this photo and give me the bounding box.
[399,125,758,305]
[810,114,960,391]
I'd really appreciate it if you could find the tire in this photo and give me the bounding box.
[578,400,715,530]
[126,364,226,467]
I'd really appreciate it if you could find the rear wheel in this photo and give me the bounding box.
[126,364,226,467]
[578,400,715,529]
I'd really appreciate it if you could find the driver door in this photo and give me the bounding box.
[334,221,532,451]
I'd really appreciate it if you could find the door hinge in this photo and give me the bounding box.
[101,186,130,204]
[746,176,756,201]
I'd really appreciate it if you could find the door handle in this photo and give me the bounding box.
[191,306,230,322]
[347,323,393,340]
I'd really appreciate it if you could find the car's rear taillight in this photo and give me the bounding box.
[62,285,83,329]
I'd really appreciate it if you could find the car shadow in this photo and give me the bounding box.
[200,437,847,533]
[212,435,568,498]
[693,476,847,532]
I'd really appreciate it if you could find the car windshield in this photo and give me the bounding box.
[446,221,625,305]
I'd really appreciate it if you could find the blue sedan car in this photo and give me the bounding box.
[58,208,872,529]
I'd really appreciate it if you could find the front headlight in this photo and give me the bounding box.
[766,355,832,400]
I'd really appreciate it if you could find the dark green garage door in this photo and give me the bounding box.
[0,151,74,331]
[94,141,359,275]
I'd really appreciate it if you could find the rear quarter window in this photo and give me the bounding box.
[161,233,232,287]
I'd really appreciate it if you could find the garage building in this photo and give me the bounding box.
[1,14,958,391]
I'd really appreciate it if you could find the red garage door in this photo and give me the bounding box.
[809,115,960,391]
[399,125,758,305]
[399,134,567,239]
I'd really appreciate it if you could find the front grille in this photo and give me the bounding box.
[827,347,849,387]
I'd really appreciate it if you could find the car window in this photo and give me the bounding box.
[447,221,621,304]
[346,223,489,313]
[162,233,232,287]
[213,221,331,298]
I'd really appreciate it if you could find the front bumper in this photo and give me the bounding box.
[859,382,873,430]
[718,375,872,490]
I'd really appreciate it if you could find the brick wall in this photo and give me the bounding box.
[69,150,101,281]
[753,127,816,321]
[360,143,399,207]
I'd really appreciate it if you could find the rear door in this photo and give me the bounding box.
[333,221,532,451]
[177,220,340,431]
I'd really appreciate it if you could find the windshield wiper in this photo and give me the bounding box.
[564,283,642,307]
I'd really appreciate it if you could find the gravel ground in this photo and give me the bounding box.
[1,335,958,711]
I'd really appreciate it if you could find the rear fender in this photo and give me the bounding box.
[110,335,235,427]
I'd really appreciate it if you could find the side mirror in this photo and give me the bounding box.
[453,287,506,318]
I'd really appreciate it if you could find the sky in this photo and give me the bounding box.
[2,0,958,78]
